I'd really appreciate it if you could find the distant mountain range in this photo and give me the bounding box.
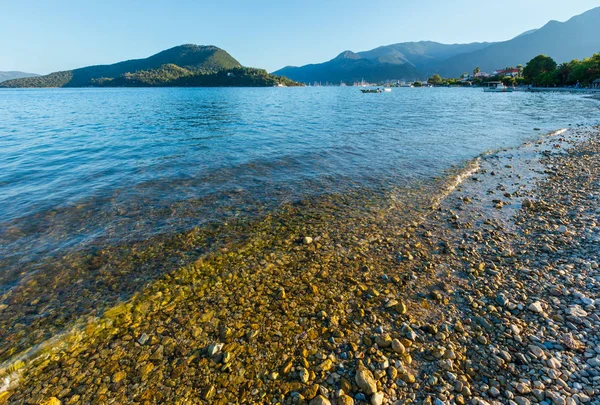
[435,6,600,78]
[274,6,600,83]
[0,45,298,88]
[0,71,39,83]
[274,42,493,84]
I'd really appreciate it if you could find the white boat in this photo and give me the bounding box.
[484,82,514,93]
[383,88,392,92]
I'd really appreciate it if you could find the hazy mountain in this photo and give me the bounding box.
[357,41,494,72]
[274,50,423,84]
[275,6,600,82]
[434,6,600,77]
[0,71,39,83]
[0,45,297,88]
[512,29,539,39]
[275,41,498,83]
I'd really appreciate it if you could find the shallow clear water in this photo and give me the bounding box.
[0,87,598,361]
[0,88,598,265]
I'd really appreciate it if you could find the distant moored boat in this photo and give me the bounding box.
[361,88,382,93]
[484,82,514,93]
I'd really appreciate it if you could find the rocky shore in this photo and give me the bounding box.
[1,126,600,405]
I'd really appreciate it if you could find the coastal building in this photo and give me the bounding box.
[474,72,491,78]
[593,78,600,89]
[493,68,521,77]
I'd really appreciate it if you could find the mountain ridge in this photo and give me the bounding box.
[273,41,496,83]
[273,6,600,82]
[1,45,298,88]
[433,6,600,77]
[273,51,422,84]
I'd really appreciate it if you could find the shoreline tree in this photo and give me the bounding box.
[428,74,443,86]
[523,55,557,86]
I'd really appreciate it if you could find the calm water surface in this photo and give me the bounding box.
[1,88,598,265]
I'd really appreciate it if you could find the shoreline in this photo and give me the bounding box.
[2,126,600,404]
[521,88,600,94]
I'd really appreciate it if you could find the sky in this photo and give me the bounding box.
[0,0,598,74]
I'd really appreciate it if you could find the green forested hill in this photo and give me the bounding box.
[0,45,299,88]
[94,66,298,87]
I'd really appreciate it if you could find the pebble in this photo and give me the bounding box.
[40,399,61,405]
[489,387,501,397]
[356,393,367,402]
[299,367,310,383]
[202,386,216,400]
[529,302,544,313]
[547,357,561,369]
[566,305,588,317]
[338,394,355,405]
[371,392,384,405]
[112,371,127,383]
[207,343,224,356]
[137,333,149,345]
[545,390,566,405]
[587,357,600,367]
[310,395,331,405]
[355,365,378,395]
[528,344,544,358]
[391,338,406,354]
[515,397,531,405]
[516,383,530,394]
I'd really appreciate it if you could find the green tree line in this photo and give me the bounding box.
[426,52,600,88]
[523,53,600,87]
[1,65,302,88]
[97,66,302,87]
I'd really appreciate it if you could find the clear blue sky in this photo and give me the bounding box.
[1,0,598,74]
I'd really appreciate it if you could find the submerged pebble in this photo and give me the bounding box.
[2,127,600,405]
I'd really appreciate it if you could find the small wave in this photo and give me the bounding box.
[437,127,566,196]
[0,364,22,395]
[0,318,88,394]
[548,128,568,137]
[430,158,481,208]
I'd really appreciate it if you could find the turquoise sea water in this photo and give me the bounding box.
[0,88,598,354]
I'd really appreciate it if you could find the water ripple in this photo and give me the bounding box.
[0,87,598,278]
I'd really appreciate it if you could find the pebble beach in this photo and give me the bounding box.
[2,125,600,405]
